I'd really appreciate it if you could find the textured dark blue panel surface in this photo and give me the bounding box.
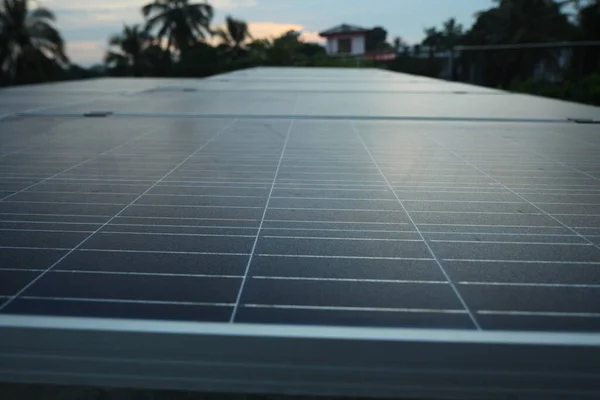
[1,69,600,333]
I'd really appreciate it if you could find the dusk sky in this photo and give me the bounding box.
[46,0,495,66]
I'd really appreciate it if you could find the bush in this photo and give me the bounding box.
[509,74,600,106]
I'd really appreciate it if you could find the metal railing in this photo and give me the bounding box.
[450,41,600,91]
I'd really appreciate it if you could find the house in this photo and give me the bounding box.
[319,24,370,56]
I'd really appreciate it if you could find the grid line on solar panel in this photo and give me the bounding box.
[229,117,297,322]
[425,136,600,251]
[2,294,600,317]
[0,119,239,312]
[0,126,178,201]
[2,89,600,335]
[2,212,597,230]
[349,121,482,330]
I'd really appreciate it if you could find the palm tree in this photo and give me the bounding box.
[105,24,153,76]
[441,18,464,50]
[422,18,463,54]
[422,27,443,57]
[215,15,252,55]
[0,0,67,84]
[393,37,407,54]
[142,0,213,52]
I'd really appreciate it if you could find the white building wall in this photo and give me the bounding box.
[325,35,366,56]
[351,35,365,55]
[326,38,338,55]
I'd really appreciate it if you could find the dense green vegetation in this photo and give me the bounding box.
[419,0,600,103]
[1,0,600,104]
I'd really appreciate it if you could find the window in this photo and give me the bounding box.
[338,38,352,54]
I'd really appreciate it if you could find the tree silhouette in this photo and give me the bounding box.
[365,27,388,52]
[0,0,68,84]
[105,24,153,77]
[267,30,302,65]
[142,0,213,53]
[216,15,252,56]
[423,27,443,56]
[460,0,575,86]
[441,18,463,50]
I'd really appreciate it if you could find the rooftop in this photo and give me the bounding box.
[319,24,371,37]
[1,67,600,399]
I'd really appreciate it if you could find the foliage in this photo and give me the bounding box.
[365,27,389,52]
[571,1,600,76]
[459,0,576,87]
[0,0,68,85]
[215,15,252,58]
[392,37,404,53]
[509,73,600,105]
[265,30,304,65]
[105,24,155,76]
[422,27,444,54]
[142,0,213,52]
[175,42,220,76]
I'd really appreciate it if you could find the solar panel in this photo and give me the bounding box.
[1,67,600,398]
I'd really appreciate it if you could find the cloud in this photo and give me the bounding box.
[47,0,258,32]
[45,0,255,11]
[44,0,144,11]
[68,20,325,65]
[300,31,324,43]
[248,22,324,43]
[51,9,143,32]
[67,40,106,65]
[222,21,324,43]
[212,0,257,9]
[248,22,301,39]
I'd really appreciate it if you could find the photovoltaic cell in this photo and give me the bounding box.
[1,67,600,398]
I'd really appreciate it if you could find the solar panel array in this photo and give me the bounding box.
[1,68,600,334]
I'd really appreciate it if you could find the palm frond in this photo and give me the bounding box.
[104,50,127,65]
[188,2,213,20]
[145,12,169,33]
[156,20,172,40]
[5,0,27,24]
[29,7,55,21]
[28,21,63,44]
[108,34,122,46]
[142,0,214,49]
[214,28,231,45]
[142,2,168,18]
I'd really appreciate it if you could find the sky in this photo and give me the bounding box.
[43,0,495,66]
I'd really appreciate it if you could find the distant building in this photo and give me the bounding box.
[319,24,370,56]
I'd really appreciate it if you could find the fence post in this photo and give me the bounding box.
[449,49,454,81]
[478,50,485,85]
[469,53,476,84]
[576,49,584,102]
